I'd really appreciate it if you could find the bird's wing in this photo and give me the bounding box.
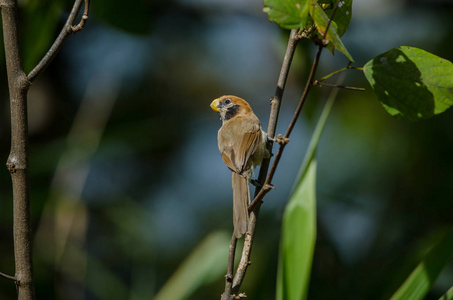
[219,116,262,175]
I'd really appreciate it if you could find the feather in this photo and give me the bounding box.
[232,172,250,238]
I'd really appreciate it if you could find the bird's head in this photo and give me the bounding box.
[210,95,253,122]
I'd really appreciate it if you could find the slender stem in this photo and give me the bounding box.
[221,235,237,300]
[316,65,364,83]
[313,80,365,91]
[317,66,349,82]
[71,0,89,32]
[27,0,89,82]
[1,0,34,299]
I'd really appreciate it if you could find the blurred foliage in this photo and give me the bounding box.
[154,231,230,300]
[0,0,452,300]
[90,0,155,34]
[390,228,453,300]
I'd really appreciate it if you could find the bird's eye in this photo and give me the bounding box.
[224,99,231,105]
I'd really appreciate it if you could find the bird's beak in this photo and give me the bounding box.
[210,98,220,112]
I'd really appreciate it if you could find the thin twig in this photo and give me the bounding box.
[27,0,90,82]
[316,65,364,83]
[0,271,16,281]
[71,0,89,32]
[221,235,237,300]
[317,66,349,82]
[313,80,365,91]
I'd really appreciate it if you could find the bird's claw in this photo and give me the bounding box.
[273,134,289,145]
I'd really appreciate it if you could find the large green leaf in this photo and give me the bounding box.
[276,158,317,300]
[154,231,230,300]
[263,0,311,30]
[309,2,354,62]
[318,0,353,37]
[276,81,339,300]
[363,46,453,121]
[390,228,453,300]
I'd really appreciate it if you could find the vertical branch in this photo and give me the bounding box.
[230,29,302,294]
[221,235,237,300]
[221,29,301,299]
[230,0,343,294]
[1,0,34,299]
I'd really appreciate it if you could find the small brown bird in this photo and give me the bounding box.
[211,95,269,238]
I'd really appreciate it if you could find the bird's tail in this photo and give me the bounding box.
[232,172,250,238]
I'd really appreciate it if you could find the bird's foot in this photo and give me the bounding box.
[273,134,289,145]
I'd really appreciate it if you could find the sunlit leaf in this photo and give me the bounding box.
[154,231,230,300]
[390,228,453,300]
[363,46,453,121]
[309,2,354,62]
[263,0,311,30]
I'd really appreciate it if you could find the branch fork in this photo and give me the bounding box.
[222,1,346,298]
[1,0,90,299]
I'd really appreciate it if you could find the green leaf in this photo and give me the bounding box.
[309,2,354,62]
[263,0,311,30]
[276,81,339,300]
[154,231,230,300]
[390,228,453,300]
[318,0,353,37]
[363,46,453,121]
[276,158,317,300]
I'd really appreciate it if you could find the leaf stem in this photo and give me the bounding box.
[313,80,365,91]
[317,65,364,83]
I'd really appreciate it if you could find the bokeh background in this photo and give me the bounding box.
[0,0,453,299]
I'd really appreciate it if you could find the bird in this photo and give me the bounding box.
[210,95,269,238]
